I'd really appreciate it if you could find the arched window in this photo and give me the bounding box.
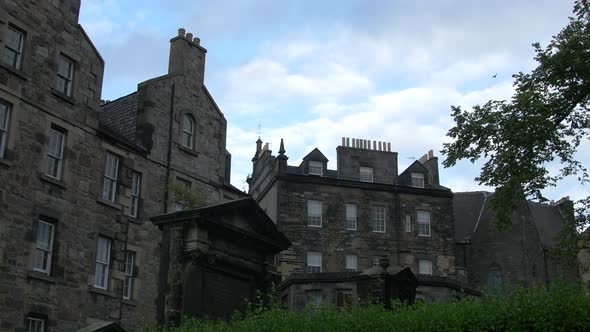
[182,114,194,149]
[487,262,503,288]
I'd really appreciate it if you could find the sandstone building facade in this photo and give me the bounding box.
[247,138,473,305]
[0,0,248,330]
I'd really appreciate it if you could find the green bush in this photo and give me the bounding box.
[147,282,590,332]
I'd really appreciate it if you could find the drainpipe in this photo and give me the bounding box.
[163,84,175,213]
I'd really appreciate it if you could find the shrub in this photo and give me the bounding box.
[146,282,590,332]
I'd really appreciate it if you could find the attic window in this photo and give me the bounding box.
[360,167,373,182]
[411,172,424,188]
[309,161,323,176]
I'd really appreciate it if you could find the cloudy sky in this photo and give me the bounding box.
[78,0,589,203]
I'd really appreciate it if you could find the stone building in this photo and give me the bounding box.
[454,192,579,290]
[0,0,249,330]
[247,137,474,306]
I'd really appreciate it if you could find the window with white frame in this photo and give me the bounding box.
[27,316,45,332]
[370,206,385,233]
[359,166,373,182]
[345,255,357,272]
[411,172,425,188]
[2,25,25,69]
[0,100,10,159]
[33,220,54,275]
[306,290,322,307]
[308,160,323,176]
[417,210,431,237]
[56,55,74,96]
[123,251,135,300]
[102,152,119,202]
[175,177,191,211]
[405,214,412,233]
[129,172,141,218]
[345,203,357,230]
[418,259,433,276]
[307,200,322,227]
[46,125,65,179]
[94,236,111,289]
[372,256,381,268]
[306,251,322,273]
[182,114,195,149]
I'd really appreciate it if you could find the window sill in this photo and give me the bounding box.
[371,231,386,234]
[178,144,200,157]
[122,299,137,306]
[27,270,56,284]
[39,173,67,189]
[307,224,322,228]
[127,216,143,225]
[51,89,76,105]
[96,197,122,210]
[88,285,118,298]
[0,157,13,167]
[0,62,30,81]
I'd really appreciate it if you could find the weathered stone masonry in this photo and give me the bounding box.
[0,1,243,330]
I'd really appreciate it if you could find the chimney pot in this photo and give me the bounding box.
[342,137,345,146]
[193,37,200,45]
[186,32,193,40]
[178,28,186,37]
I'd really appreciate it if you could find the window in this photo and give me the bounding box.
[487,263,503,288]
[129,172,141,218]
[345,255,357,272]
[372,256,381,268]
[308,161,323,176]
[306,251,322,273]
[359,166,373,182]
[56,55,74,96]
[417,210,431,237]
[418,259,433,276]
[336,290,353,309]
[123,251,135,300]
[0,100,10,158]
[306,290,322,308]
[345,203,357,230]
[411,172,425,188]
[27,317,45,332]
[307,200,322,227]
[33,220,54,275]
[94,236,111,289]
[370,206,386,233]
[405,214,412,233]
[182,114,194,149]
[102,152,119,202]
[46,125,65,179]
[175,177,191,211]
[2,25,24,69]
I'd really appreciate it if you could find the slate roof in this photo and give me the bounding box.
[98,92,138,143]
[453,191,566,248]
[453,191,490,241]
[528,201,564,248]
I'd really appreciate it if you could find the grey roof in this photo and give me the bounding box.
[453,191,491,241]
[453,191,566,248]
[528,201,564,248]
[98,92,138,143]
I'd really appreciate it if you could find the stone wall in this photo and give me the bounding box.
[0,1,240,330]
[579,229,590,289]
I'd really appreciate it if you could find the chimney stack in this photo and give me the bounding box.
[168,27,207,84]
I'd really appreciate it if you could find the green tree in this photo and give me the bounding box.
[442,0,590,233]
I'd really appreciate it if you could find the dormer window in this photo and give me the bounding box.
[309,161,323,176]
[411,172,424,188]
[360,166,373,182]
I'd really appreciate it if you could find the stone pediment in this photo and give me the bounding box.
[151,197,290,252]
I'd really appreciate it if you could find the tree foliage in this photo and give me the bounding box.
[442,0,590,231]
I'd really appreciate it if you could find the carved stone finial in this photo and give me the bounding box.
[279,138,285,155]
